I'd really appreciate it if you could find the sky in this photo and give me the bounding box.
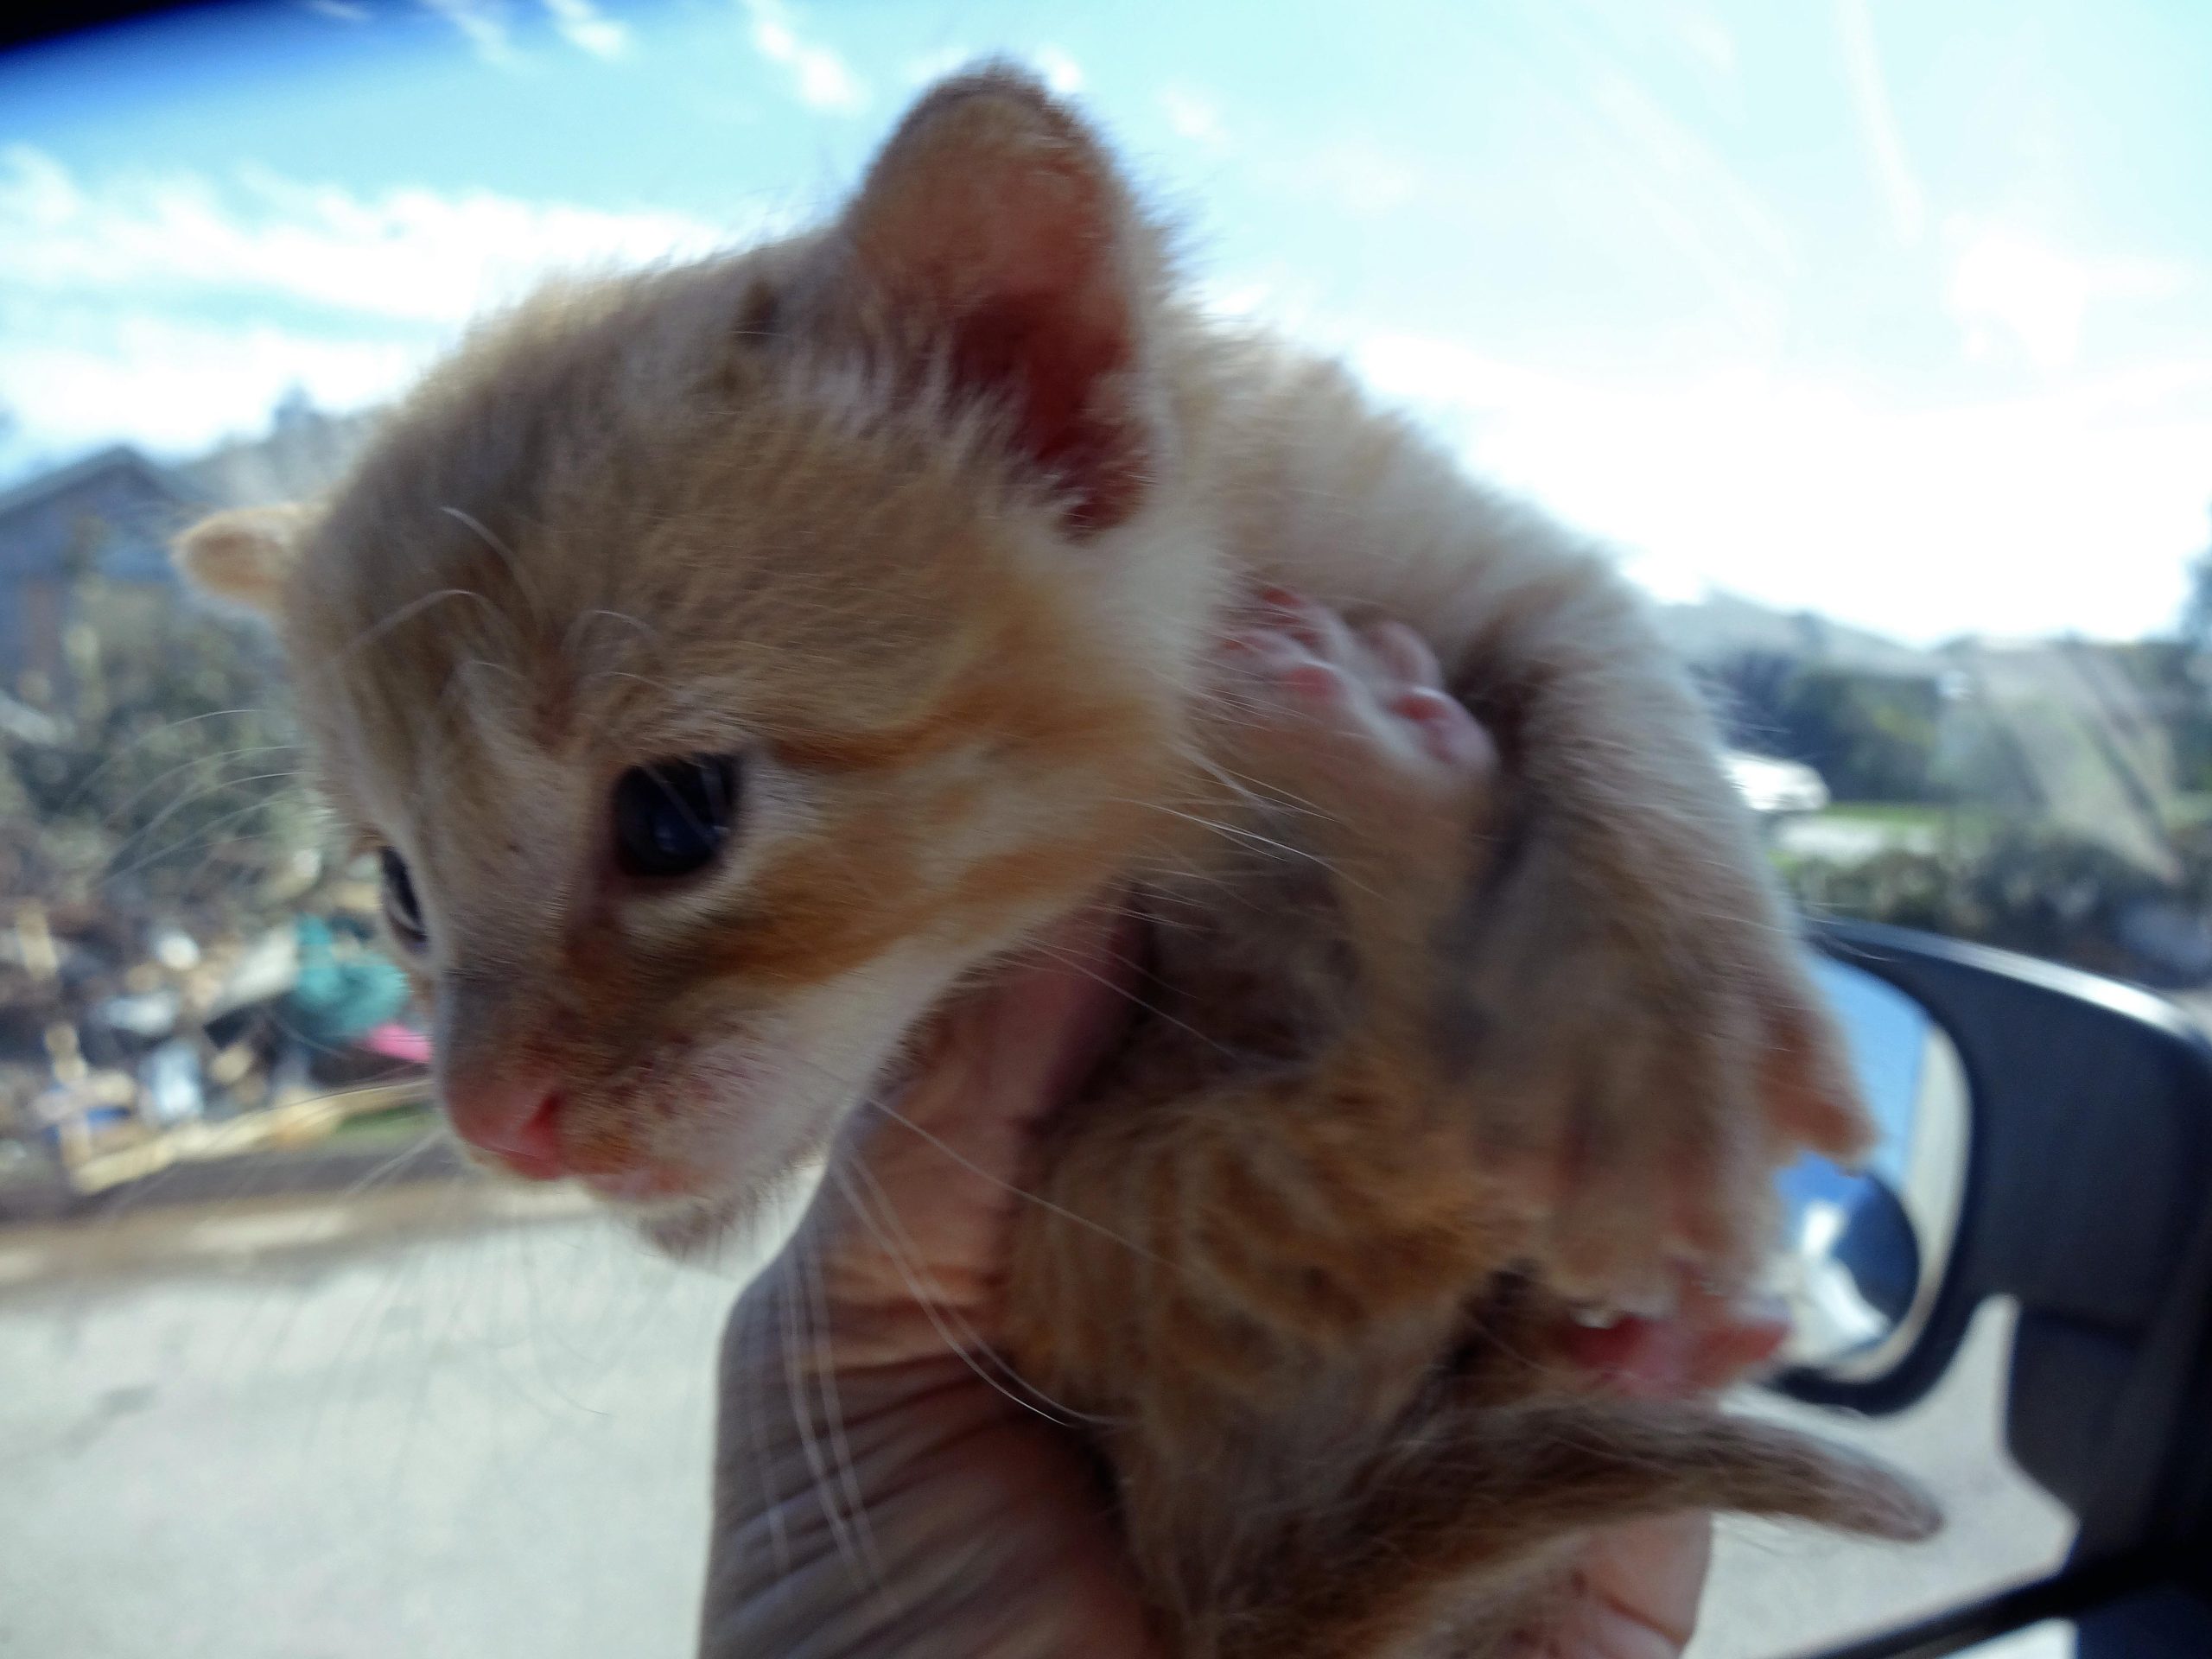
[1,0,2208,644]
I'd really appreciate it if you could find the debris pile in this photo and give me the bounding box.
[2,575,429,1205]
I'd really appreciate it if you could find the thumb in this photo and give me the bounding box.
[899,898,1145,1154]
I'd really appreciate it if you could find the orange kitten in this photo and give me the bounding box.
[999,591,1930,1655]
[178,70,1927,1654]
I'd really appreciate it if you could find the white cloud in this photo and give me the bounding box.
[412,0,630,63]
[0,146,728,326]
[743,0,866,115]
[1947,219,2189,373]
[0,150,750,469]
[541,0,628,59]
[1027,45,1084,96]
[421,0,514,65]
[1948,226,2088,371]
[0,306,423,461]
[1350,327,2212,642]
[1159,85,1227,149]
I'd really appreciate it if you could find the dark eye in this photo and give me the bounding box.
[380,848,428,947]
[613,753,742,880]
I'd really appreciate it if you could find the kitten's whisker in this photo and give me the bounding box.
[439,505,538,606]
[835,1159,1107,1427]
[565,606,662,660]
[334,586,505,665]
[858,1093,1166,1268]
[407,655,523,810]
[1109,797,1335,873]
[101,775,306,885]
[92,743,304,837]
[1184,747,1334,823]
[581,667,688,701]
[103,766,302,864]
[726,1291,797,1583]
[774,1257,873,1586]
[60,707,278,809]
[333,1124,442,1205]
[1014,938,1240,1062]
[798,1243,893,1596]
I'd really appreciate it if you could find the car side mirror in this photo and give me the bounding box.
[1770,953,1971,1383]
[1773,920,2212,1565]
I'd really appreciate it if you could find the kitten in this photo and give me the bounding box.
[178,69,1930,1655]
[1001,591,1930,1656]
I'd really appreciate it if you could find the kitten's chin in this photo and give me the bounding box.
[637,1192,748,1261]
[626,1157,826,1266]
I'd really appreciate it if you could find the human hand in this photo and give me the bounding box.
[696,902,1766,1658]
[697,903,1163,1658]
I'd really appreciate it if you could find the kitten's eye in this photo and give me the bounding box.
[613,753,742,880]
[380,848,428,948]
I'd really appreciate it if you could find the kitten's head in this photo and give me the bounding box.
[178,73,1214,1247]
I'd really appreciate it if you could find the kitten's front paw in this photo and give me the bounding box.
[1465,858,1875,1312]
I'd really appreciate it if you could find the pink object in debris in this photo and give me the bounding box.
[361,1023,433,1065]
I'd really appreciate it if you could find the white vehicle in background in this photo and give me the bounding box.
[1725,751,1832,817]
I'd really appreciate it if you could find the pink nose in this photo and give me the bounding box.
[444,1071,568,1181]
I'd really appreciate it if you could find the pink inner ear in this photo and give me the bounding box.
[840,78,1156,538]
[951,294,1147,536]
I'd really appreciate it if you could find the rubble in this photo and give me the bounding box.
[5,886,435,1202]
[3,556,431,1209]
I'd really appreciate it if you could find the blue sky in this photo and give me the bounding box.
[2,0,2208,643]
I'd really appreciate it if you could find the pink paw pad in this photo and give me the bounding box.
[1255,586,1337,653]
[1281,659,1349,706]
[1392,687,1493,770]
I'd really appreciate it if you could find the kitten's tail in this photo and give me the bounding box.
[1199,1398,1938,1659]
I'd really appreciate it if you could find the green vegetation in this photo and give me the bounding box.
[326,1103,438,1143]
[1704,537,2212,988]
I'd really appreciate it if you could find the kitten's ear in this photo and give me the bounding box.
[173,504,313,618]
[833,69,1162,535]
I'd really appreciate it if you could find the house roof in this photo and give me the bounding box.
[1654,589,1946,681]
[0,444,209,524]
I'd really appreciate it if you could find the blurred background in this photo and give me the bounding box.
[0,3,2204,1656]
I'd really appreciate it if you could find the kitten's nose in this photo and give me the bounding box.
[444,1072,568,1181]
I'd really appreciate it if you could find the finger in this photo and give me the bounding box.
[900,899,1143,1147]
[808,900,1146,1335]
[974,902,1147,1118]
[1555,1513,1713,1658]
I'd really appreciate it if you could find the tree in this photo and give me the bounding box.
[2179,504,2212,665]
[1,570,318,924]
[1697,651,1942,803]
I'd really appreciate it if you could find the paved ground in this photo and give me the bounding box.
[0,1179,2074,1659]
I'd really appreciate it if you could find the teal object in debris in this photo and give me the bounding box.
[283,915,410,1050]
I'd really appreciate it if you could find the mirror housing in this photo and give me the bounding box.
[1779,920,2212,1560]
[1772,956,1970,1381]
